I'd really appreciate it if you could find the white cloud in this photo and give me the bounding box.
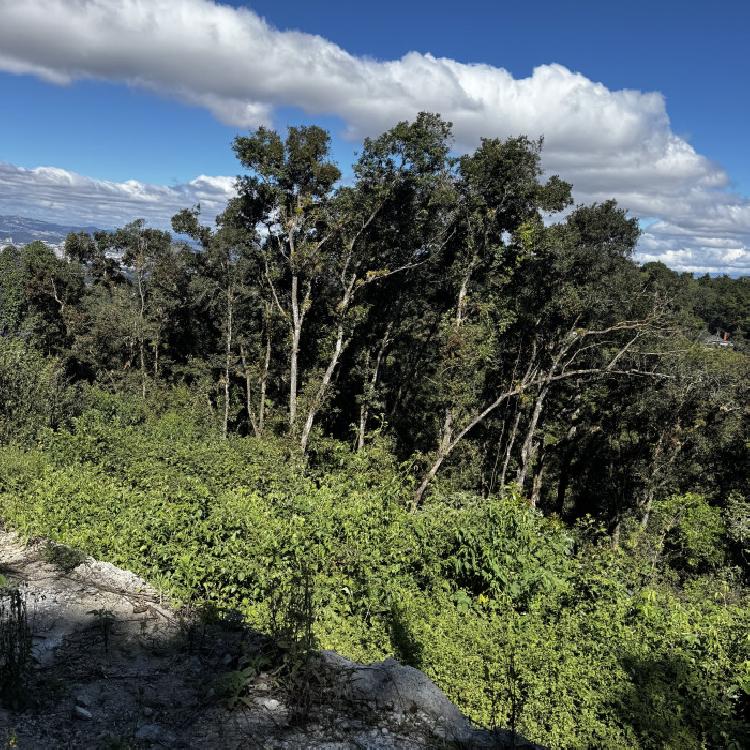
[0,162,235,227]
[0,0,748,272]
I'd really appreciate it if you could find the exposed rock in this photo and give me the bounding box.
[255,697,282,712]
[317,651,538,748]
[0,530,545,749]
[135,723,177,745]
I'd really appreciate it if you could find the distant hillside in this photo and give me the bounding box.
[0,214,103,247]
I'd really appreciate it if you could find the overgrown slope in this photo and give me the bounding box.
[0,395,747,749]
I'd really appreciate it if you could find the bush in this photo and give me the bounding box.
[0,404,746,748]
[0,338,76,444]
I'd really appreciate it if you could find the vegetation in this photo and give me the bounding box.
[0,583,32,709]
[0,113,747,748]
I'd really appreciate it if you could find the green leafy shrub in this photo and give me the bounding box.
[0,405,746,748]
[0,338,76,445]
[43,542,87,573]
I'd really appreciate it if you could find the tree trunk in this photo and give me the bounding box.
[258,331,271,436]
[240,343,259,437]
[529,444,545,508]
[356,328,391,449]
[289,274,301,432]
[222,286,234,440]
[356,349,371,453]
[431,255,477,464]
[300,320,347,453]
[516,383,549,490]
[300,274,356,453]
[136,239,147,401]
[153,330,160,378]
[139,340,147,400]
[500,406,522,492]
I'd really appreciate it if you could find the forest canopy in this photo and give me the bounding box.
[0,114,748,748]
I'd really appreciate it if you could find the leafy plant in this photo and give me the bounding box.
[43,542,87,573]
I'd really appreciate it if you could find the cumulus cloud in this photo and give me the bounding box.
[0,0,748,272]
[0,162,235,227]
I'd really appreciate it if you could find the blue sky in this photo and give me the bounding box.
[0,0,748,273]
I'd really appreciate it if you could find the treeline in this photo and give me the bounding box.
[0,113,747,526]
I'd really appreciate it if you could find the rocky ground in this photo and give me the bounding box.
[0,530,542,749]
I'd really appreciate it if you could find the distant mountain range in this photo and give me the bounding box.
[0,215,104,247]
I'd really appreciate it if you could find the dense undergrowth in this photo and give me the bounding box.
[0,389,747,749]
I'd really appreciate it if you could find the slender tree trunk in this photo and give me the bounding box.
[300,273,356,453]
[432,254,477,462]
[356,329,389,451]
[487,413,507,496]
[357,349,372,452]
[357,322,394,451]
[136,254,147,400]
[240,343,260,437]
[258,331,271,436]
[153,331,160,378]
[50,278,70,340]
[222,286,234,441]
[412,383,529,509]
[529,444,545,508]
[500,406,523,491]
[516,383,549,490]
[289,273,301,432]
[412,344,545,509]
[300,320,347,453]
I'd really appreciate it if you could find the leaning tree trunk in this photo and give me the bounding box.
[300,319,348,453]
[499,405,522,492]
[357,335,390,451]
[516,383,549,491]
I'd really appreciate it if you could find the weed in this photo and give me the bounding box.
[272,566,318,724]
[0,585,32,709]
[88,608,115,656]
[43,542,87,573]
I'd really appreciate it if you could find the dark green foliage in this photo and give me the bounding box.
[0,403,746,748]
[0,338,75,444]
[0,114,748,747]
[43,541,87,573]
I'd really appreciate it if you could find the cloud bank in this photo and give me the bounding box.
[0,0,748,273]
[0,162,234,228]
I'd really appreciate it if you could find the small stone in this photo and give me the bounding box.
[135,724,172,743]
[75,694,90,708]
[256,696,281,711]
[143,706,154,717]
[73,706,93,720]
